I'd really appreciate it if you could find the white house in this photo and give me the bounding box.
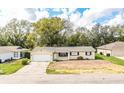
[0,46,28,63]
[97,41,124,57]
[31,46,96,62]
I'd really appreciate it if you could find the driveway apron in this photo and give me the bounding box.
[0,62,49,84]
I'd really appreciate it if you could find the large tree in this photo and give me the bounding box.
[67,31,90,46]
[3,18,33,48]
[33,17,67,46]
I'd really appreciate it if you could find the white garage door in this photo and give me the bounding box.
[32,55,53,62]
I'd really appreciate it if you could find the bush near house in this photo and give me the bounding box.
[21,58,30,65]
[77,56,83,60]
[0,58,30,75]
[95,54,104,60]
[95,54,124,66]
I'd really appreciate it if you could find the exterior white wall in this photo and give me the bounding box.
[31,50,95,62]
[13,52,21,59]
[69,52,80,60]
[81,51,95,59]
[32,55,53,62]
[53,51,95,60]
[0,52,13,62]
[53,53,68,60]
[0,52,23,63]
[111,49,124,57]
[31,51,53,62]
[97,49,111,56]
[97,48,124,57]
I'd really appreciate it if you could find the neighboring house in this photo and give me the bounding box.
[31,46,95,62]
[97,41,124,57]
[0,46,28,63]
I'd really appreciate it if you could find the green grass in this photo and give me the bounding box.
[95,54,124,66]
[0,59,30,75]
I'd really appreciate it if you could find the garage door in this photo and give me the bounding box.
[32,55,53,62]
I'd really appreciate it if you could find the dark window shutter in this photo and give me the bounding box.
[77,52,79,55]
[90,52,92,55]
[85,52,87,55]
[58,53,60,56]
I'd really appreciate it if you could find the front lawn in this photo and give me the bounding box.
[46,55,124,74]
[95,54,124,66]
[0,58,30,75]
[46,60,124,74]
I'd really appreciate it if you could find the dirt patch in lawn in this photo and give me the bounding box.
[47,60,124,74]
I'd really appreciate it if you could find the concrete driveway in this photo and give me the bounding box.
[1,62,124,84]
[0,62,49,84]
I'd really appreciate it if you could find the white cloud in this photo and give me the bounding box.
[104,13,124,26]
[24,8,37,20]
[68,8,77,14]
[70,12,81,23]
[35,10,49,21]
[0,8,50,26]
[55,8,77,19]
[76,8,122,29]
[54,8,123,29]
[69,12,81,29]
[52,8,61,12]
[0,8,123,29]
[0,8,30,26]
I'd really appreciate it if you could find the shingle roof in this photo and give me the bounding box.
[0,46,28,53]
[32,46,96,53]
[97,41,124,50]
[0,48,10,53]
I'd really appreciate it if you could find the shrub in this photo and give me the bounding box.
[21,58,29,65]
[77,56,83,60]
[53,59,60,62]
[100,52,103,55]
[95,54,104,60]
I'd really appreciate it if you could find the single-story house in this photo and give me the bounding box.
[0,46,28,63]
[97,41,124,57]
[31,46,95,62]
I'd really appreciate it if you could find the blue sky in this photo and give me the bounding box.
[0,8,124,29]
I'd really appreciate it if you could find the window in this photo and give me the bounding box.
[14,52,18,57]
[85,52,92,56]
[58,52,68,57]
[70,52,79,56]
[106,53,110,57]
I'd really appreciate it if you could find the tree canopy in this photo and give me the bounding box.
[0,17,124,49]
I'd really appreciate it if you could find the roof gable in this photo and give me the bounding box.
[97,41,124,50]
